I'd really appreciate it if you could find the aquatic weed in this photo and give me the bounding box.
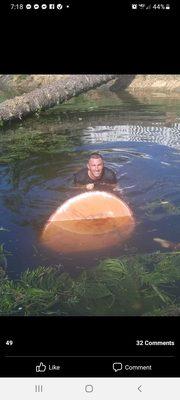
[0,252,180,316]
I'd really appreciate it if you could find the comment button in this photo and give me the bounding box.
[113,362,123,372]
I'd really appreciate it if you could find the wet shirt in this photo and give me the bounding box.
[74,167,117,186]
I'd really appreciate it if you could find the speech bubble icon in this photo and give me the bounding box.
[113,362,123,372]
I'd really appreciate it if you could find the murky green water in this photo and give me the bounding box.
[0,86,180,281]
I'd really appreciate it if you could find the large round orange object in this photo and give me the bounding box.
[41,191,135,253]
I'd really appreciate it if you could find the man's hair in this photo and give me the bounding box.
[89,152,103,161]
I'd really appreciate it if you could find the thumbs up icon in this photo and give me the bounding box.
[36,362,46,373]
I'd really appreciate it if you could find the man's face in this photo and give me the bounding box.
[87,157,104,180]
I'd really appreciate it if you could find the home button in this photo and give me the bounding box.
[85,384,94,393]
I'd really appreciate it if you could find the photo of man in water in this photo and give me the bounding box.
[74,153,117,190]
[1,74,180,318]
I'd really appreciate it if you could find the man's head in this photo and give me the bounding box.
[87,153,104,180]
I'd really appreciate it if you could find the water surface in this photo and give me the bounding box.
[0,87,180,279]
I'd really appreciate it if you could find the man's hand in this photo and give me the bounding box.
[86,183,94,190]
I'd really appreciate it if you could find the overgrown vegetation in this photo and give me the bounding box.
[0,252,180,316]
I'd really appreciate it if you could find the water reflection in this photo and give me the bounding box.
[84,124,180,149]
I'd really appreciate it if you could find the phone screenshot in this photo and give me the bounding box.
[0,1,179,398]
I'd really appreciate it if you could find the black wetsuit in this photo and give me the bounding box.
[74,167,117,187]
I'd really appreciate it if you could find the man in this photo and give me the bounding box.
[74,153,117,190]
